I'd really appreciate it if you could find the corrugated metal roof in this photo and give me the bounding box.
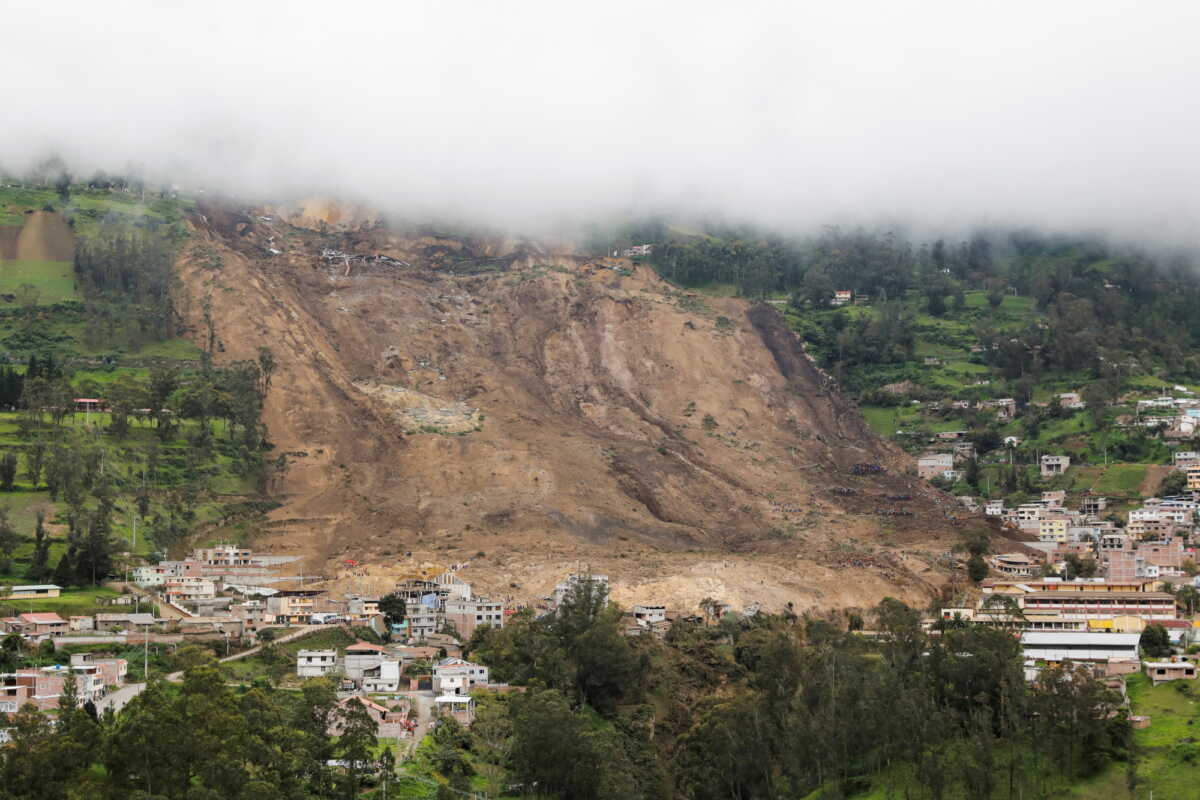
[1021,631,1141,645]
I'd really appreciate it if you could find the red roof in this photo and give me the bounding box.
[1160,619,1192,628]
[346,641,386,652]
[19,612,65,624]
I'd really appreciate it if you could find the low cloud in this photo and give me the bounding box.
[4,1,1200,241]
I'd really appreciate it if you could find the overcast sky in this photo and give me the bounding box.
[4,1,1200,239]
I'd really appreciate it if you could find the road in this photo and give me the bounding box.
[166,624,324,681]
[95,682,146,715]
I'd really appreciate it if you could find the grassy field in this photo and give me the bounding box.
[1064,674,1200,799]
[0,585,123,617]
[222,627,357,685]
[1091,464,1149,495]
[0,260,77,304]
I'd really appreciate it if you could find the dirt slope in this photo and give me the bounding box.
[176,202,977,613]
[13,210,73,261]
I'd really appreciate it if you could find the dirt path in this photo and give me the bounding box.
[163,625,323,682]
[14,210,73,261]
[1140,464,1172,496]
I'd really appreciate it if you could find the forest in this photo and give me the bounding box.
[639,225,1200,383]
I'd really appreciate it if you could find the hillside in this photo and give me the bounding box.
[174,201,980,612]
[0,183,267,607]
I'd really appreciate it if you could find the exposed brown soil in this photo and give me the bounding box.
[3,210,74,261]
[174,200,981,613]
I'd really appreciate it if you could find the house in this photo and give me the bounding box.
[70,653,127,687]
[1038,516,1070,544]
[633,605,668,626]
[1040,455,1071,477]
[18,613,66,638]
[990,553,1039,578]
[403,606,443,639]
[935,430,968,441]
[1144,660,1197,685]
[432,657,490,696]
[923,356,942,366]
[132,566,168,587]
[347,595,380,619]
[953,442,977,462]
[362,660,402,693]
[444,597,504,639]
[985,500,1005,517]
[1041,491,1066,508]
[1020,631,1140,664]
[7,584,61,600]
[1188,467,1200,492]
[989,398,1017,421]
[1058,392,1085,410]
[296,649,337,677]
[1081,496,1108,515]
[1173,452,1200,470]
[192,545,256,568]
[164,577,217,603]
[831,289,852,306]
[917,453,954,480]
[343,641,387,680]
[265,588,324,624]
[433,572,474,602]
[329,696,413,739]
[68,615,94,632]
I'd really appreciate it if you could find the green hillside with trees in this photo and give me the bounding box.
[0,172,276,600]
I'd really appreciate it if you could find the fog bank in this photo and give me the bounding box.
[4,1,1199,240]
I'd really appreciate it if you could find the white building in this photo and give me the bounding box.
[296,649,337,677]
[344,641,386,680]
[362,660,402,693]
[132,566,167,587]
[432,657,490,696]
[1020,631,1140,663]
[632,605,667,626]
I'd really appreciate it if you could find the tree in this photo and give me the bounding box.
[0,451,17,491]
[1159,470,1188,497]
[26,511,50,582]
[1140,624,1172,658]
[378,592,407,633]
[334,699,379,797]
[52,549,75,588]
[964,457,981,489]
[0,507,17,574]
[24,439,45,488]
[967,553,989,583]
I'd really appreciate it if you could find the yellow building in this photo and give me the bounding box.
[1187,466,1200,491]
[1038,517,1069,544]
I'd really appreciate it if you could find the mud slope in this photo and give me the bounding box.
[176,203,978,612]
[13,210,74,261]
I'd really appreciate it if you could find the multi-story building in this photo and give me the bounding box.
[265,589,323,624]
[432,657,490,696]
[296,649,338,677]
[1040,455,1071,478]
[344,641,386,680]
[1018,591,1175,621]
[1188,466,1200,492]
[917,453,955,480]
[444,597,504,640]
[1038,516,1070,544]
